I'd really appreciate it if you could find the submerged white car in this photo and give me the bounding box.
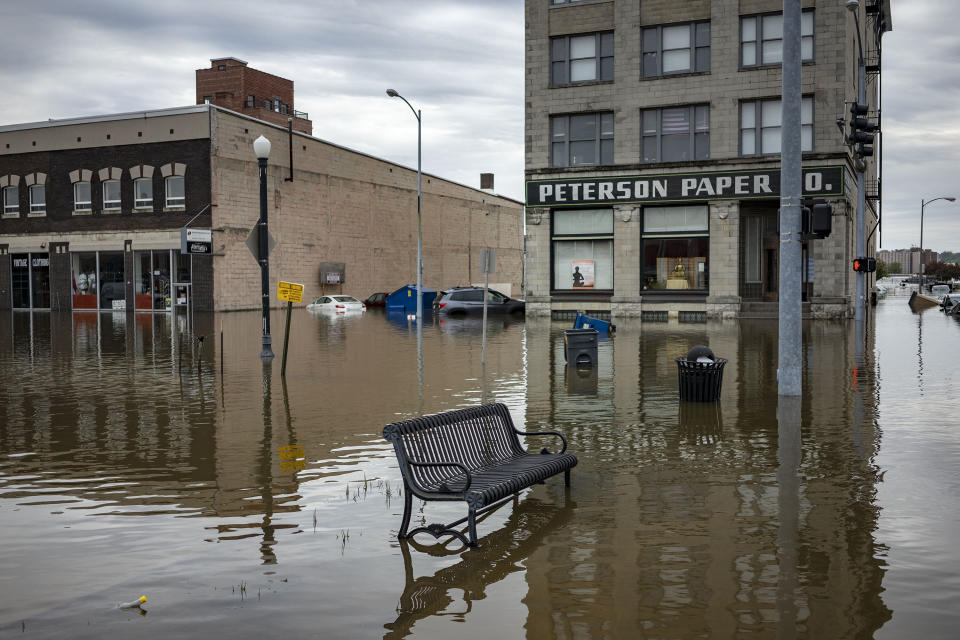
[306,295,366,313]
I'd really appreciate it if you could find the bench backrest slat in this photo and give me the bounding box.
[384,403,525,490]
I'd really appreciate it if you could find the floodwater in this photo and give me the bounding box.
[0,289,957,639]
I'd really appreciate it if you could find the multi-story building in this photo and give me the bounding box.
[524,0,892,318]
[877,248,936,274]
[0,61,523,313]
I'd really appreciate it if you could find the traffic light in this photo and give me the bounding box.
[848,103,877,157]
[852,257,877,272]
[801,199,833,239]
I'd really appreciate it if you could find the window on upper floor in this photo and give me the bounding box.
[74,181,92,211]
[103,179,121,210]
[642,105,710,163]
[3,185,19,215]
[551,112,614,167]
[642,21,710,77]
[28,185,45,214]
[165,176,185,208]
[740,96,813,156]
[741,11,813,67]
[134,178,153,209]
[551,32,614,85]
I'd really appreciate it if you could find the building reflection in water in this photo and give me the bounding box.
[519,316,889,638]
[0,307,896,636]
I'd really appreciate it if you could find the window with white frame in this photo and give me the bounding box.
[642,105,710,163]
[74,181,92,211]
[103,179,121,210]
[551,112,614,167]
[740,96,813,156]
[165,176,185,207]
[552,208,614,290]
[134,178,153,208]
[29,185,46,213]
[741,11,813,67]
[642,21,710,77]
[642,205,709,291]
[2,185,18,215]
[551,32,614,85]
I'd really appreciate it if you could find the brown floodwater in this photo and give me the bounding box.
[0,287,958,639]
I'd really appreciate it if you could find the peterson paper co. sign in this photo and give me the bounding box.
[526,166,844,207]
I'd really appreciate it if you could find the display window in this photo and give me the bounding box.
[71,252,98,309]
[641,205,709,291]
[552,208,614,291]
[11,253,50,309]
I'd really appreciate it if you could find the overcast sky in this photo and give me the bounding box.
[1,0,957,252]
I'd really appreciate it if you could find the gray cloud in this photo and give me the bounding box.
[2,1,958,252]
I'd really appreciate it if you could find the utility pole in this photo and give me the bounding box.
[778,0,802,396]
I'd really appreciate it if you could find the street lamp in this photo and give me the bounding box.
[386,89,422,327]
[254,135,274,359]
[920,196,956,286]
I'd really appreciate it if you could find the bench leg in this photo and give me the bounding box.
[565,469,571,487]
[398,485,413,540]
[467,507,478,547]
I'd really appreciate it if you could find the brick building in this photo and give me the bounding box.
[0,63,523,313]
[196,57,312,135]
[524,0,892,319]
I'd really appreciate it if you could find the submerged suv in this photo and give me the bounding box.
[435,286,525,316]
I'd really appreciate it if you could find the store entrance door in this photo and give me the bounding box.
[11,253,50,309]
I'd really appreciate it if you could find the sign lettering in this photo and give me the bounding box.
[526,166,844,207]
[277,281,304,303]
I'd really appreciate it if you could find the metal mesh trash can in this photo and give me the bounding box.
[564,328,598,366]
[675,357,727,402]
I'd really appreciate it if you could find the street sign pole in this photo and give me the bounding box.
[276,281,303,378]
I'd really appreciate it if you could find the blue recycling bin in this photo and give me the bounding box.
[573,312,615,336]
[385,285,437,314]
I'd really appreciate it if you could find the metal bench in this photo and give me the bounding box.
[383,403,577,547]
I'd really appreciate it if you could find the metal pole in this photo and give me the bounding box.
[855,57,866,321]
[281,300,292,377]
[259,156,274,359]
[416,109,422,330]
[919,199,925,287]
[778,0,802,397]
[482,269,489,365]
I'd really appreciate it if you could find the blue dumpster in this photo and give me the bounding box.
[386,285,437,314]
[573,312,615,336]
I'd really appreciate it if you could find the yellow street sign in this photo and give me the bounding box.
[277,281,304,303]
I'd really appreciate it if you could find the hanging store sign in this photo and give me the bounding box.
[181,228,213,254]
[526,165,844,207]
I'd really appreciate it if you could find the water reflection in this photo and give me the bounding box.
[0,298,956,637]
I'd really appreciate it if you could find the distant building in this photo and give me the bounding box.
[196,57,312,135]
[524,0,892,319]
[877,248,937,274]
[0,61,522,312]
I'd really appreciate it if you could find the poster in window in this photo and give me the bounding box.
[571,260,595,289]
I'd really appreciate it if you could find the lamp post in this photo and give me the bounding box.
[254,135,274,359]
[920,196,956,287]
[386,89,422,328]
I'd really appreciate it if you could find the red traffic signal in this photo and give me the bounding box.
[852,257,877,273]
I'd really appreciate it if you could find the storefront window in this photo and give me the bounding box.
[11,254,31,308]
[134,251,153,310]
[552,208,614,290]
[98,252,125,309]
[642,205,709,291]
[72,253,98,309]
[152,251,171,310]
[10,253,50,308]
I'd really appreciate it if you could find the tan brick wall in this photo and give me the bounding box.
[210,110,523,311]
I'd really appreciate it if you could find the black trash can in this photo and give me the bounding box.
[564,328,598,366]
[675,346,726,402]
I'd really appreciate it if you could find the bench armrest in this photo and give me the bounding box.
[514,429,568,454]
[407,460,473,493]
